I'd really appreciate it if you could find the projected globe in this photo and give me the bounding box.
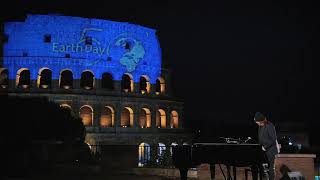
[114,37,145,72]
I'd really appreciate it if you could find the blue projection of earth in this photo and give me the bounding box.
[116,37,145,72]
[3,14,161,83]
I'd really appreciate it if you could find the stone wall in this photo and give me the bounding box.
[275,154,316,180]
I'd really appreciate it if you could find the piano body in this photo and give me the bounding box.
[172,142,267,180]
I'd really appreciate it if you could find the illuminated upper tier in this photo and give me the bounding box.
[3,14,162,83]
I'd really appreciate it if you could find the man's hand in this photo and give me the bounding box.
[262,146,266,151]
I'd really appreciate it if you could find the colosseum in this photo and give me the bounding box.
[0,14,193,164]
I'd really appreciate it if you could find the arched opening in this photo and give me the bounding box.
[155,77,165,95]
[157,143,166,164]
[37,68,52,89]
[139,75,150,94]
[171,142,178,146]
[101,72,114,90]
[156,109,166,128]
[60,104,73,116]
[138,142,151,167]
[60,104,72,110]
[16,68,30,88]
[60,69,73,89]
[75,142,96,162]
[0,68,8,88]
[170,142,178,155]
[80,105,93,126]
[171,110,179,128]
[85,141,100,158]
[121,107,133,127]
[85,142,92,151]
[100,106,114,127]
[139,108,151,128]
[80,70,94,90]
[121,73,134,92]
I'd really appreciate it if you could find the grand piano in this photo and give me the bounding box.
[172,138,267,180]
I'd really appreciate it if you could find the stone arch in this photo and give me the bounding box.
[80,105,93,126]
[139,75,150,94]
[100,105,115,127]
[121,106,134,127]
[121,73,134,92]
[0,68,8,88]
[171,142,178,146]
[138,142,151,167]
[60,103,72,110]
[16,68,30,88]
[139,108,151,128]
[156,77,165,95]
[158,142,166,156]
[157,142,166,164]
[171,110,179,128]
[156,109,166,128]
[80,70,94,90]
[101,72,114,90]
[59,69,73,89]
[59,104,74,116]
[170,142,178,155]
[37,67,52,89]
[85,142,92,150]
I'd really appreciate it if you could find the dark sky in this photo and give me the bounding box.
[1,0,318,142]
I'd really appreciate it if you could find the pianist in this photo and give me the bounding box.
[254,112,278,180]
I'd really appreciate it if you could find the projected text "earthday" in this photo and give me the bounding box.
[52,43,106,56]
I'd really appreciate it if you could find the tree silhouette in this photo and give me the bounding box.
[1,95,86,177]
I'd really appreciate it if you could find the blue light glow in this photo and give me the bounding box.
[3,14,162,83]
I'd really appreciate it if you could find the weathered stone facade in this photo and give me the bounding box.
[2,71,192,147]
[0,14,193,148]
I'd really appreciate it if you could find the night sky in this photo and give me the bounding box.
[1,0,318,143]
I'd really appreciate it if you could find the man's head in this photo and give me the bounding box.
[254,112,266,126]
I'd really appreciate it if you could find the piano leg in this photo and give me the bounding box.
[227,165,232,180]
[258,165,264,180]
[178,168,188,180]
[233,166,237,180]
[219,164,227,180]
[209,164,216,180]
[251,165,259,180]
[251,164,264,180]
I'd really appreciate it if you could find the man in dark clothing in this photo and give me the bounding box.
[254,112,279,180]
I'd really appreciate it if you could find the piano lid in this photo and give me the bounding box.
[193,142,261,146]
